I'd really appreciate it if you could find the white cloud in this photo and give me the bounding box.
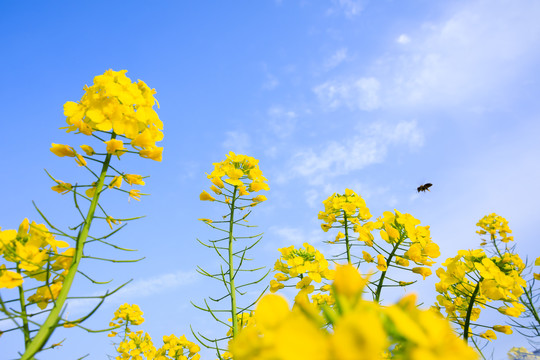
[330,0,363,17]
[313,77,381,111]
[320,1,540,111]
[382,0,540,109]
[267,106,298,138]
[222,131,251,154]
[269,226,326,248]
[396,34,411,44]
[65,271,197,315]
[263,72,279,90]
[324,48,349,70]
[115,271,197,298]
[290,120,423,185]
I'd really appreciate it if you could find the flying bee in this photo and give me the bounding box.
[417,183,432,193]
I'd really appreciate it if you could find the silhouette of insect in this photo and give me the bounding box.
[417,183,433,193]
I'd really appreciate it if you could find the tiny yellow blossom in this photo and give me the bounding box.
[104,139,126,156]
[50,143,76,157]
[200,191,215,201]
[80,145,95,156]
[129,189,141,201]
[51,181,72,194]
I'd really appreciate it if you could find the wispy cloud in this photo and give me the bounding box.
[268,226,326,247]
[313,77,381,111]
[222,131,251,154]
[329,0,363,17]
[396,34,411,44]
[385,0,540,109]
[267,106,298,138]
[261,63,279,90]
[324,48,349,70]
[65,270,197,315]
[318,0,540,111]
[289,120,423,185]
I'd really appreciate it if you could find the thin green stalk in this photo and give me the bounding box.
[20,136,114,360]
[228,186,238,338]
[16,264,30,347]
[343,211,351,264]
[374,232,404,302]
[524,286,540,326]
[463,280,482,343]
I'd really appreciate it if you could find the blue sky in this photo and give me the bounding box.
[1,0,540,359]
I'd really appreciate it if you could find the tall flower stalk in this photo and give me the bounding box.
[195,152,269,358]
[434,214,526,348]
[0,69,163,359]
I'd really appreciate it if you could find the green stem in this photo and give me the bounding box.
[228,186,238,338]
[16,264,30,347]
[463,280,482,343]
[20,135,114,360]
[374,232,403,302]
[524,285,540,326]
[343,211,351,264]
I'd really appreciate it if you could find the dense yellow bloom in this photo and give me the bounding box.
[273,243,333,291]
[1,219,71,293]
[318,189,371,231]
[64,70,162,137]
[116,330,156,360]
[230,266,478,360]
[159,334,201,360]
[110,303,145,327]
[435,225,526,343]
[203,152,269,206]
[476,213,513,243]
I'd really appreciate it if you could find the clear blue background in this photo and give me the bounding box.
[1,1,540,359]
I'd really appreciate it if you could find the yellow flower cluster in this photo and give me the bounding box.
[110,303,145,327]
[226,312,255,337]
[271,243,334,294]
[109,304,201,360]
[158,334,201,360]
[229,265,478,360]
[318,189,371,233]
[0,219,74,308]
[435,248,526,340]
[62,69,163,161]
[200,152,269,206]
[116,330,156,360]
[476,213,513,244]
[361,210,440,279]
